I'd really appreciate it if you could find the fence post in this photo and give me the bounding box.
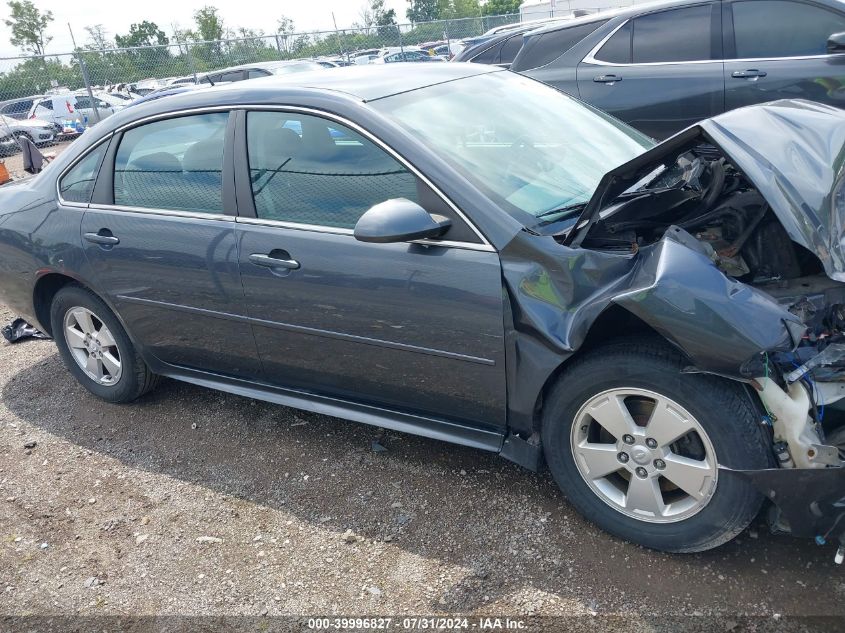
[397,25,404,53]
[184,40,199,84]
[444,21,451,54]
[75,51,101,124]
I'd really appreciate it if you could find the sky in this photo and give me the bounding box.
[0,0,410,58]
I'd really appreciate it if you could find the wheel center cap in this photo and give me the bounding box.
[631,446,651,465]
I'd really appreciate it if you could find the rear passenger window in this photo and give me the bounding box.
[59,142,107,204]
[511,20,607,71]
[113,112,228,213]
[595,22,632,63]
[499,34,526,65]
[631,6,712,63]
[246,111,420,229]
[732,1,845,58]
[471,40,505,64]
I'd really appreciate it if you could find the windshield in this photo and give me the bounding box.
[373,71,653,226]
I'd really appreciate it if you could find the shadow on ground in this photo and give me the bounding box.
[3,350,841,615]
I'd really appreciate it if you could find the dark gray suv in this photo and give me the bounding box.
[510,0,845,139]
[1,65,844,558]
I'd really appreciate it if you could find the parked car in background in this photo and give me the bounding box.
[1,65,844,560]
[0,96,42,121]
[0,114,57,153]
[128,83,213,107]
[202,60,326,83]
[376,50,444,63]
[466,0,845,139]
[29,93,120,127]
[454,21,553,66]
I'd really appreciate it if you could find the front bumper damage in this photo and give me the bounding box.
[720,466,845,561]
[501,225,845,558]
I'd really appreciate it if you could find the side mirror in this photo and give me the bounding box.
[354,198,451,244]
[828,32,845,54]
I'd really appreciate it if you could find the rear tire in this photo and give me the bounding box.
[50,285,160,403]
[542,336,770,553]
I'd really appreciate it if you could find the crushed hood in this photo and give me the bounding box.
[568,100,845,281]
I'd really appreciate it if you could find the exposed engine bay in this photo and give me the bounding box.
[573,143,845,559]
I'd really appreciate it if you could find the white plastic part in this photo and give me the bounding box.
[836,546,844,565]
[755,377,825,469]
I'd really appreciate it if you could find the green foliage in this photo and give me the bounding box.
[406,0,441,23]
[4,0,54,55]
[194,6,225,42]
[115,21,169,48]
[481,0,522,16]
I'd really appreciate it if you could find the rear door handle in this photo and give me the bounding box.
[593,74,622,83]
[731,69,767,79]
[249,253,300,270]
[83,231,119,246]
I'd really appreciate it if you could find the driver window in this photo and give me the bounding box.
[245,111,421,229]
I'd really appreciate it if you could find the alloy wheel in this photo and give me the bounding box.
[570,387,718,523]
[63,306,122,385]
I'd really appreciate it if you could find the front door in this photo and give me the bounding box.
[723,0,845,111]
[577,3,724,140]
[235,110,507,429]
[79,111,262,378]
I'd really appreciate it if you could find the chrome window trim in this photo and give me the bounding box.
[584,19,722,67]
[236,216,496,252]
[57,104,494,253]
[84,204,235,222]
[584,15,845,67]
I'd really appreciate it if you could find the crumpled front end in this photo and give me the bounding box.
[503,99,845,558]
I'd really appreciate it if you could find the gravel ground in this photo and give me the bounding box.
[0,302,840,625]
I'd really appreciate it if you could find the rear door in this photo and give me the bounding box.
[234,109,507,429]
[723,0,845,110]
[576,3,724,139]
[79,110,262,378]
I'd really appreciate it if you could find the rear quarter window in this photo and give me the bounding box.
[511,20,607,71]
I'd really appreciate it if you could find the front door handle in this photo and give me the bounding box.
[83,231,119,246]
[731,69,767,79]
[249,253,300,270]
[593,74,622,84]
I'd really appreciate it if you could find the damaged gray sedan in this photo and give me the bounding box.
[0,64,843,557]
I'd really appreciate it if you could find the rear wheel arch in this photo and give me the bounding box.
[33,273,77,336]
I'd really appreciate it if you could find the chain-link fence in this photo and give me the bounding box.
[0,13,524,106]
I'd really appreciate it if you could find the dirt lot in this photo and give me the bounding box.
[1,139,76,180]
[0,301,841,627]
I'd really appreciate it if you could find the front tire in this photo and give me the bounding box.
[542,337,771,553]
[51,284,160,403]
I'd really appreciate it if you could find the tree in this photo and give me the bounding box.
[115,21,169,48]
[406,0,441,23]
[84,24,113,50]
[373,0,397,27]
[445,0,482,19]
[277,16,296,53]
[4,0,53,55]
[481,0,521,15]
[193,5,224,42]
